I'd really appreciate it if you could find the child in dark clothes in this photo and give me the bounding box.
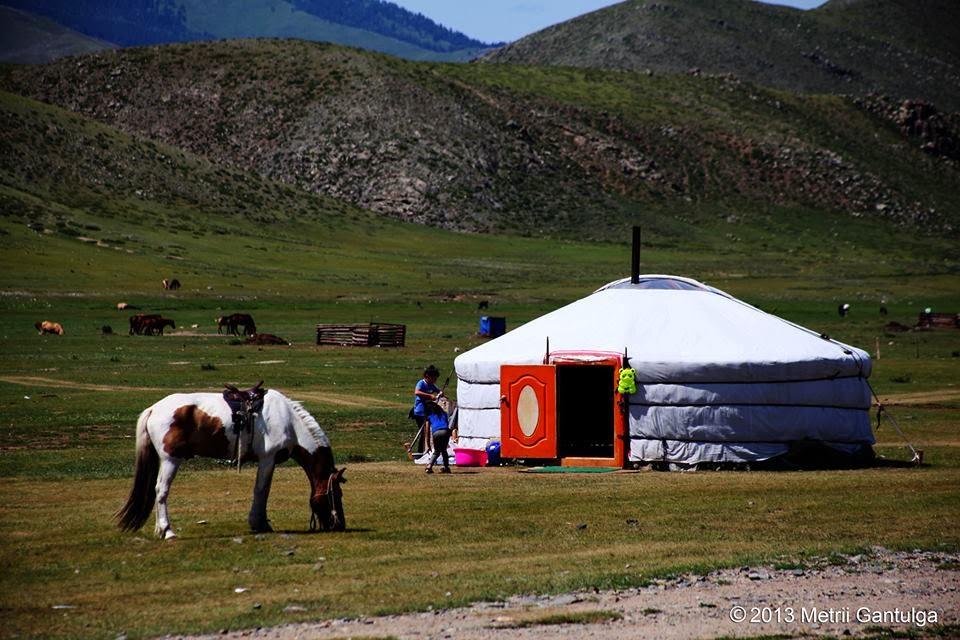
[424,401,452,474]
[411,365,440,453]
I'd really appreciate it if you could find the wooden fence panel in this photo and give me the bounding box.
[316,323,406,347]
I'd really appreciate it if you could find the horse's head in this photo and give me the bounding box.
[309,467,346,532]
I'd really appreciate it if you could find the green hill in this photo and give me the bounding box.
[0,5,113,64]
[481,0,960,111]
[1,85,956,304]
[0,88,638,300]
[3,40,958,245]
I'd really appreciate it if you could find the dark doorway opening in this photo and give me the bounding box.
[556,365,615,458]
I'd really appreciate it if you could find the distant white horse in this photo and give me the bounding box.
[116,389,345,539]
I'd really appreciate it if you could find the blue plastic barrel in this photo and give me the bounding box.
[479,316,506,338]
[485,440,501,466]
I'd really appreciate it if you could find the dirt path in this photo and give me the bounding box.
[0,376,405,408]
[288,389,406,409]
[178,549,957,640]
[879,389,960,406]
[0,375,166,392]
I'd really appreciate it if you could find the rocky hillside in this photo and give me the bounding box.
[0,89,361,241]
[0,0,495,62]
[481,0,960,112]
[0,6,113,64]
[2,40,958,240]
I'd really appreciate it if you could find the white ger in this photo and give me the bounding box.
[455,275,874,469]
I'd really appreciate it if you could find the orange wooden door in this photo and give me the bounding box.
[500,364,557,459]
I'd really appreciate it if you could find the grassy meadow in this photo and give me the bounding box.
[1,199,959,639]
[2,74,960,637]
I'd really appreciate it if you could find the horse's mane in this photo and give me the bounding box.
[285,396,331,449]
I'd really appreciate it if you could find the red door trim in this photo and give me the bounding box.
[500,365,557,459]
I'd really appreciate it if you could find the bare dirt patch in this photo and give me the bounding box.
[292,389,406,409]
[0,376,402,409]
[177,549,957,640]
[879,389,960,406]
[0,375,165,392]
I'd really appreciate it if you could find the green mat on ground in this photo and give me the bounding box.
[524,466,619,473]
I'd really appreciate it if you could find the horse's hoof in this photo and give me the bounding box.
[163,529,178,541]
[249,519,273,533]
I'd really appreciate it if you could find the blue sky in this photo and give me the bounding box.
[392,0,828,44]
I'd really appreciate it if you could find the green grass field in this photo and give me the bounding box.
[1,207,959,638]
[1,79,959,639]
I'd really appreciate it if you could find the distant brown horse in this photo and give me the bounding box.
[218,313,257,336]
[162,278,181,291]
[129,314,162,335]
[142,317,176,336]
[34,321,64,335]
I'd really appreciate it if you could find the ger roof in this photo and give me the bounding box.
[454,275,871,384]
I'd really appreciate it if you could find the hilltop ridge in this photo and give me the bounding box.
[481,0,960,111]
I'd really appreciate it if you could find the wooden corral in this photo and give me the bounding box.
[316,323,406,347]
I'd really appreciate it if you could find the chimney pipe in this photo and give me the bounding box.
[630,226,641,284]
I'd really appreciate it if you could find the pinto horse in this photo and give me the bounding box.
[116,389,346,539]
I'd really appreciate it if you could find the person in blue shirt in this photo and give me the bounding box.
[424,401,452,474]
[412,365,441,453]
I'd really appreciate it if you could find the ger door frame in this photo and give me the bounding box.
[499,351,628,468]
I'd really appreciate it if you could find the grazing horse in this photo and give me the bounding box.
[162,278,182,291]
[142,317,176,336]
[34,321,64,335]
[218,313,256,336]
[129,313,161,335]
[116,389,346,539]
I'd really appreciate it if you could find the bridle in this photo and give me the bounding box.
[310,470,342,531]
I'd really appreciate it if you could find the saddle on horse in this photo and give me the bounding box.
[223,381,267,470]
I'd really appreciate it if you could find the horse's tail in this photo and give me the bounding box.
[115,407,159,531]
